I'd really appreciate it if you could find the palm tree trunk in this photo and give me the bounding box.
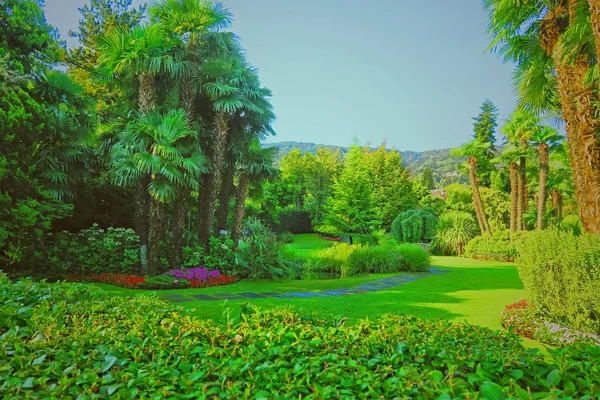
[216,160,235,232]
[468,157,490,235]
[232,174,250,242]
[148,198,167,275]
[551,188,563,220]
[171,186,187,269]
[518,155,527,231]
[537,143,549,230]
[135,178,150,274]
[198,111,230,249]
[138,74,156,114]
[589,0,600,72]
[509,162,518,239]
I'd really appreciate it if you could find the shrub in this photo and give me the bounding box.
[277,231,294,243]
[515,229,600,335]
[2,275,600,399]
[396,244,432,271]
[347,244,406,274]
[391,208,437,243]
[303,243,354,278]
[235,219,292,279]
[203,233,236,272]
[464,230,518,261]
[140,274,192,289]
[500,300,600,347]
[432,211,478,256]
[274,208,313,233]
[31,225,140,276]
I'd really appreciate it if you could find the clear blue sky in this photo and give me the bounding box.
[44,0,517,151]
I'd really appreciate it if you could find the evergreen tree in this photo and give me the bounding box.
[420,166,435,190]
[471,100,498,187]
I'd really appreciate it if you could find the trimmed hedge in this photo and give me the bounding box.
[515,229,600,335]
[2,275,600,398]
[274,208,313,233]
[465,230,519,262]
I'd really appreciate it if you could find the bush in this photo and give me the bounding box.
[2,275,600,399]
[432,211,478,256]
[515,229,600,335]
[391,208,437,243]
[235,219,292,279]
[31,224,140,276]
[500,300,600,347]
[139,274,192,289]
[277,231,294,243]
[304,243,431,278]
[274,208,313,233]
[203,233,236,272]
[464,230,519,261]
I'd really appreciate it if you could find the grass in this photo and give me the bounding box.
[288,233,333,255]
[93,255,526,334]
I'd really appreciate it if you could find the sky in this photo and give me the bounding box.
[43,0,517,152]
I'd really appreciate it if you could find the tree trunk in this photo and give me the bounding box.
[468,157,490,235]
[543,4,600,234]
[232,174,250,242]
[148,198,167,275]
[215,154,235,232]
[138,74,156,114]
[509,162,518,239]
[517,154,527,231]
[537,143,549,230]
[135,178,150,275]
[589,0,600,66]
[551,188,563,220]
[197,111,230,250]
[171,186,187,269]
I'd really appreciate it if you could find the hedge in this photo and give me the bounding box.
[2,274,600,398]
[274,208,313,233]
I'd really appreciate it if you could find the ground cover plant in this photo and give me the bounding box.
[3,274,600,398]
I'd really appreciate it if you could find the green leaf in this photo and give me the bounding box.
[30,355,46,366]
[430,370,444,382]
[107,384,122,396]
[479,381,505,400]
[22,377,35,388]
[546,369,561,386]
[101,356,118,373]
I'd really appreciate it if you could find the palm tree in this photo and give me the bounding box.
[530,126,563,230]
[97,23,184,271]
[112,109,207,274]
[494,144,522,239]
[232,140,277,242]
[484,0,600,234]
[451,140,492,235]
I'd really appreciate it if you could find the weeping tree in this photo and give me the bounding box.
[391,208,438,244]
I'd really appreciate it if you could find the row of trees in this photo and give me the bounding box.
[0,0,277,273]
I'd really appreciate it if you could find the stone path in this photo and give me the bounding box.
[161,268,448,303]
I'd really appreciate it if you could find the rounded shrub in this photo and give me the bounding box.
[432,211,478,256]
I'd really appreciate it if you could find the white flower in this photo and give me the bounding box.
[234,334,243,342]
[219,230,228,235]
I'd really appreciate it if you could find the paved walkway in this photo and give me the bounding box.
[161,268,448,303]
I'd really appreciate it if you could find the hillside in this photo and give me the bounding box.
[265,141,465,183]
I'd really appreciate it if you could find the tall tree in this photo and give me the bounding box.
[472,100,498,186]
[420,166,436,190]
[452,140,492,235]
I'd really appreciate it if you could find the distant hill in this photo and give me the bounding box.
[264,141,466,184]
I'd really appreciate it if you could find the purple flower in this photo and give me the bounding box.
[174,279,179,283]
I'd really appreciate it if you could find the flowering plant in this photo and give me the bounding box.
[164,267,221,281]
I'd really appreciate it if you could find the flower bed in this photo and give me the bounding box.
[500,300,600,347]
[68,268,238,290]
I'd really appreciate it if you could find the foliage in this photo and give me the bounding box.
[480,187,510,232]
[465,230,518,261]
[274,208,313,233]
[515,229,600,335]
[500,300,600,347]
[2,276,600,398]
[395,244,433,271]
[30,225,140,276]
[235,218,291,279]
[277,231,294,243]
[203,233,236,272]
[471,100,498,186]
[139,274,192,289]
[68,273,145,288]
[303,243,355,279]
[391,208,438,243]
[432,211,478,256]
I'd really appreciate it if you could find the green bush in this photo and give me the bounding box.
[391,208,437,243]
[464,230,519,261]
[432,211,478,256]
[274,208,313,233]
[203,234,236,272]
[30,224,140,276]
[515,229,600,335]
[2,274,600,399]
[277,231,294,243]
[304,243,431,278]
[303,243,354,278]
[138,274,192,290]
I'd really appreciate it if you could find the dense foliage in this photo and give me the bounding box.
[303,242,431,279]
[391,208,437,244]
[464,230,518,262]
[515,230,600,335]
[433,211,478,256]
[2,276,600,398]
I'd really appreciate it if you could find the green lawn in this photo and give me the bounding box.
[95,255,526,334]
[287,233,333,255]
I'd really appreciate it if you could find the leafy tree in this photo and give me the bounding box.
[471,100,498,186]
[420,166,435,190]
[320,145,379,244]
[391,208,438,244]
